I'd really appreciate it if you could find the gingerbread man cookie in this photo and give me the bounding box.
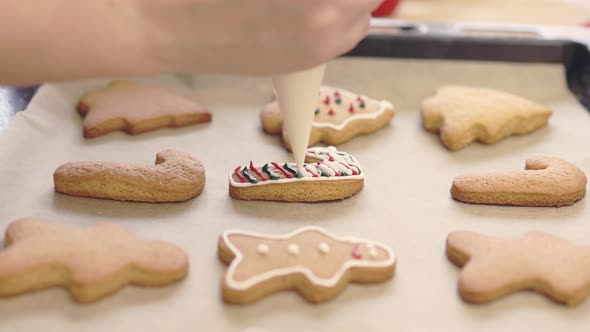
[78,80,211,138]
[218,227,396,304]
[261,86,395,151]
[229,146,363,202]
[54,149,206,203]
[421,85,552,151]
[451,156,587,207]
[447,230,590,306]
[0,217,188,303]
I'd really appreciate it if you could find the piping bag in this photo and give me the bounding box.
[272,64,326,172]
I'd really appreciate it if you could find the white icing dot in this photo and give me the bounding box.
[318,242,330,254]
[369,247,378,258]
[287,243,300,255]
[257,243,269,255]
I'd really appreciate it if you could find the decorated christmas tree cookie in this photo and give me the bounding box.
[261,86,395,151]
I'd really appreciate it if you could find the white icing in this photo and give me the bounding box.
[273,65,326,170]
[312,87,394,131]
[319,242,330,254]
[229,146,364,188]
[221,226,396,290]
[287,243,300,255]
[369,248,378,258]
[318,164,336,176]
[257,243,269,255]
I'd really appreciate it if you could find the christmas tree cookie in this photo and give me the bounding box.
[261,86,395,151]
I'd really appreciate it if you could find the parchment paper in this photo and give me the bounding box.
[1,58,590,332]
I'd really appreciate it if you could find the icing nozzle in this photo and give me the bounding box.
[273,65,326,169]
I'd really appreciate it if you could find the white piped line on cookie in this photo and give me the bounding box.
[312,100,394,131]
[229,146,364,188]
[221,226,396,291]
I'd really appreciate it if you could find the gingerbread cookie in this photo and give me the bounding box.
[229,146,363,202]
[54,149,205,202]
[0,217,188,303]
[78,80,211,138]
[446,230,590,306]
[421,85,552,151]
[218,227,396,304]
[451,156,587,207]
[261,86,395,151]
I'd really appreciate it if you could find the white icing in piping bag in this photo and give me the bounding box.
[273,64,326,171]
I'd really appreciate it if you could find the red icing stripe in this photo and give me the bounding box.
[234,166,248,183]
[352,244,362,259]
[305,166,319,177]
[338,161,359,175]
[249,161,266,181]
[270,162,293,178]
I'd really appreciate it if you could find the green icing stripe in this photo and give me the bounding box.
[242,167,258,184]
[283,163,302,178]
[262,163,279,180]
[349,165,362,174]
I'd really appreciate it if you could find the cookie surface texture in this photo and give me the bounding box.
[446,230,590,306]
[54,149,206,202]
[78,80,211,138]
[261,86,395,150]
[229,146,364,202]
[0,217,189,303]
[451,156,586,207]
[218,226,396,304]
[421,85,552,150]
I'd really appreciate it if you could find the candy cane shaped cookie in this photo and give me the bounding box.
[228,146,364,202]
[54,149,205,203]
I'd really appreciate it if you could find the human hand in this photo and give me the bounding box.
[139,0,382,75]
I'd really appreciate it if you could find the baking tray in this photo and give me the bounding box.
[0,21,590,332]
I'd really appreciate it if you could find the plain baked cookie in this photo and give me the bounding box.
[447,230,590,306]
[54,149,206,203]
[218,226,396,304]
[451,156,587,207]
[229,146,364,202]
[261,86,395,151]
[421,85,552,151]
[78,80,211,138]
[0,217,189,303]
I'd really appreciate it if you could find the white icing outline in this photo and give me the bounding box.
[228,147,364,188]
[272,86,395,132]
[312,100,394,131]
[221,226,396,291]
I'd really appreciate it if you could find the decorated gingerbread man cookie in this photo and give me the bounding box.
[218,227,396,304]
[421,85,552,151]
[447,230,590,306]
[78,80,211,138]
[0,217,189,303]
[261,86,395,151]
[229,146,364,202]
